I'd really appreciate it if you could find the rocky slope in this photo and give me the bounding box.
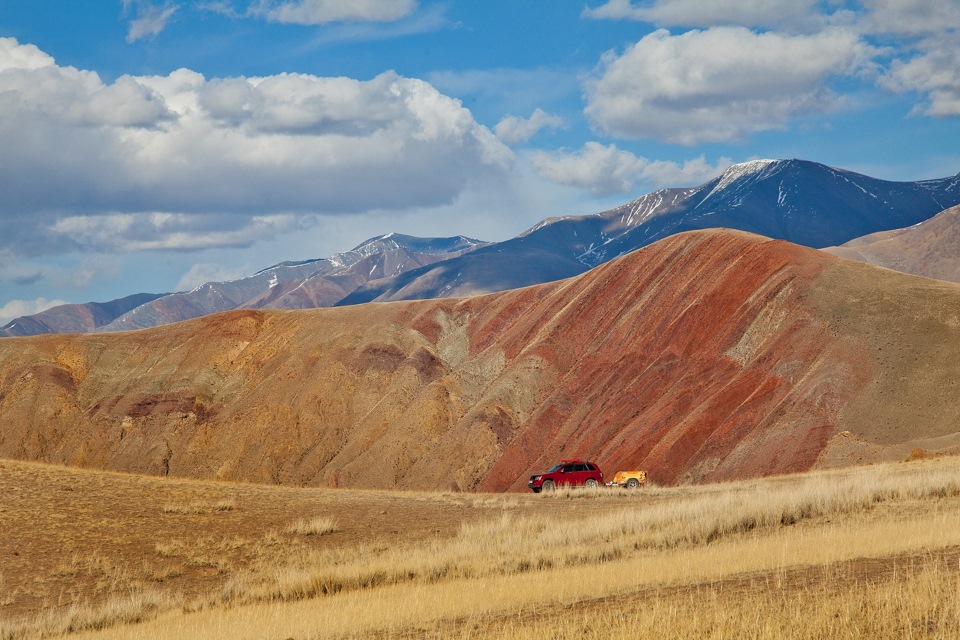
[823,205,960,283]
[1,229,959,491]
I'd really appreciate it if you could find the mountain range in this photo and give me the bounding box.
[342,158,960,303]
[1,235,483,337]
[3,158,959,337]
[2,229,958,490]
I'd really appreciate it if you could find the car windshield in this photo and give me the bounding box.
[547,464,563,473]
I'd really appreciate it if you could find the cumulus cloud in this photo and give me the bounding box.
[124,1,182,42]
[858,0,960,116]
[48,213,301,252]
[0,38,54,70]
[881,41,960,116]
[584,27,876,145]
[494,108,564,144]
[583,1,960,126]
[248,0,417,25]
[583,0,825,30]
[856,0,960,36]
[532,142,730,196]
[0,37,511,257]
[0,298,69,325]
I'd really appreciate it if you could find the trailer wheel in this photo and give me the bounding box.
[626,478,640,489]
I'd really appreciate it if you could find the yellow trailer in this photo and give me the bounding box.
[607,470,646,489]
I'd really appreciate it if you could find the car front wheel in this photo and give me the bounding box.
[541,479,555,492]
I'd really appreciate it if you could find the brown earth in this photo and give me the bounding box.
[1,229,959,491]
[0,458,649,623]
[823,204,960,283]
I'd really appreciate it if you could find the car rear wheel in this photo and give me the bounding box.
[626,478,640,489]
[584,478,598,489]
[541,479,555,492]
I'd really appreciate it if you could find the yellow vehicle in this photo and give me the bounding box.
[607,470,646,489]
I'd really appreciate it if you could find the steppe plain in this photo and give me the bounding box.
[4,454,960,639]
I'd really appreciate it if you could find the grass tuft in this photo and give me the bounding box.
[285,516,338,537]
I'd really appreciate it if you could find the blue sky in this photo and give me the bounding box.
[1,0,959,322]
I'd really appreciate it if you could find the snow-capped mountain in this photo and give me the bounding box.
[95,234,484,333]
[1,235,484,337]
[5,159,959,335]
[339,159,960,305]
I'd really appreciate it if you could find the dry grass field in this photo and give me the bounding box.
[4,456,960,639]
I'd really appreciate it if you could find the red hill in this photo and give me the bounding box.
[1,230,958,490]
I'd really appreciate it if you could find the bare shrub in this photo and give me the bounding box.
[285,516,338,537]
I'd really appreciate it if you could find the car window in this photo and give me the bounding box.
[548,464,563,473]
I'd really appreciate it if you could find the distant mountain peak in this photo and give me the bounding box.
[699,159,782,203]
[349,233,485,256]
[720,158,779,180]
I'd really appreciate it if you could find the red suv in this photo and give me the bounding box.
[528,460,604,492]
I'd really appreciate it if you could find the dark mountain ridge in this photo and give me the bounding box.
[340,159,960,304]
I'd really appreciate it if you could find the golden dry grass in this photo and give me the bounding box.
[4,456,960,639]
[284,517,338,537]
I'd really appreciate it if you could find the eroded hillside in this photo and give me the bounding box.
[824,204,960,284]
[1,230,958,490]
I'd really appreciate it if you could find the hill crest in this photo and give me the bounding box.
[2,229,959,490]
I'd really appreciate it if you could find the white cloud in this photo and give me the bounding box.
[532,142,730,196]
[0,38,512,257]
[854,0,960,117]
[0,298,69,325]
[248,0,417,25]
[857,0,960,36]
[177,262,253,290]
[584,27,876,145]
[583,0,825,30]
[0,38,54,71]
[580,1,960,125]
[494,108,564,144]
[882,40,960,116]
[48,213,302,252]
[124,1,181,42]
